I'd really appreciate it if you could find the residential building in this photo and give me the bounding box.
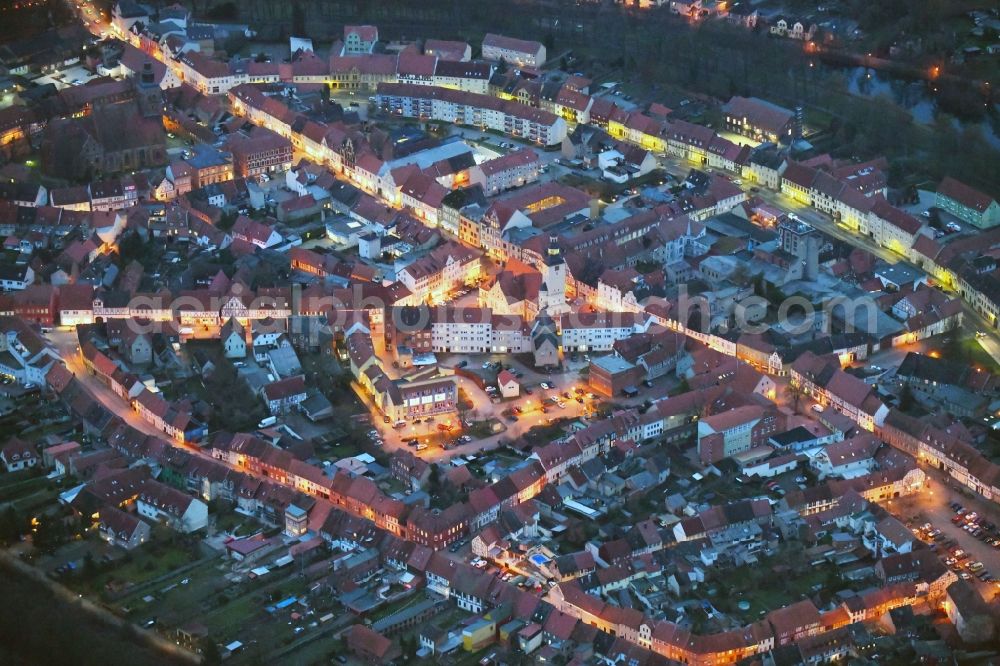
[935,177,1000,229]
[0,264,34,291]
[343,25,379,55]
[376,83,568,146]
[697,405,777,464]
[0,316,61,386]
[944,580,995,644]
[98,506,151,550]
[481,33,546,68]
[263,375,308,414]
[1,437,39,472]
[397,243,482,303]
[136,479,209,532]
[469,148,541,195]
[226,128,292,177]
[221,317,247,358]
[432,60,492,93]
[722,96,796,143]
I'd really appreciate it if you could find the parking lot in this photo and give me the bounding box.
[915,506,998,569]
[894,473,1000,601]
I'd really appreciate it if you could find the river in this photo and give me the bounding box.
[843,66,1000,148]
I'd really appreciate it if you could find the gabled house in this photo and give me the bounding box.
[262,375,308,415]
[136,479,208,532]
[220,316,247,359]
[98,506,151,549]
[1,437,39,472]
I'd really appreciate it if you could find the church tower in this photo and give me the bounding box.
[136,62,164,119]
[540,236,568,315]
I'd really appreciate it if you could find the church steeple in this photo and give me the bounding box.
[545,235,562,266]
[540,235,568,315]
[136,62,164,119]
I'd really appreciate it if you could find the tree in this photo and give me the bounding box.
[82,552,98,579]
[898,382,915,412]
[117,231,145,267]
[942,326,966,362]
[399,635,418,662]
[543,33,555,53]
[33,513,68,554]
[765,282,787,307]
[201,637,222,665]
[0,505,26,545]
[291,1,306,37]
[785,382,806,412]
[428,463,442,496]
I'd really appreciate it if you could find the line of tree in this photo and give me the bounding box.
[0,562,186,666]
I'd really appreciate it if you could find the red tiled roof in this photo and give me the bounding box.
[263,375,307,401]
[345,25,378,43]
[938,176,995,212]
[483,33,543,55]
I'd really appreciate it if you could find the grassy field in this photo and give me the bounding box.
[64,535,202,597]
[963,337,1000,375]
[0,472,66,525]
[0,471,49,502]
[0,562,187,666]
[710,558,835,618]
[116,560,227,623]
